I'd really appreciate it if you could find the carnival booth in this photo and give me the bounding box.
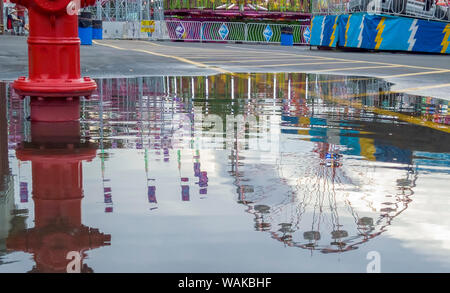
[309,0,450,54]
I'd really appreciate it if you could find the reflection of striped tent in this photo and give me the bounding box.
[193,162,200,177]
[193,151,208,195]
[104,186,112,204]
[181,185,190,201]
[163,148,169,162]
[19,182,28,203]
[17,160,29,203]
[148,186,157,203]
[103,174,113,213]
[199,172,208,187]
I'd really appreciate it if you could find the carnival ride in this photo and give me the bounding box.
[346,0,450,21]
[163,0,311,20]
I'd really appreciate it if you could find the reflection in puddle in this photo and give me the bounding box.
[8,122,111,273]
[0,73,449,272]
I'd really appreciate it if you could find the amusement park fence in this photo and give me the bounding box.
[103,20,311,45]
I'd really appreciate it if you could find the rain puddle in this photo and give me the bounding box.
[0,73,449,272]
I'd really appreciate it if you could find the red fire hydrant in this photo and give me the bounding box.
[11,0,97,122]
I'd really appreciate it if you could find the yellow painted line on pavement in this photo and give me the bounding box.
[201,57,317,64]
[345,82,450,99]
[93,40,233,74]
[224,60,361,68]
[189,55,326,61]
[135,41,307,56]
[314,64,403,73]
[136,40,244,52]
[134,42,450,72]
[291,76,374,85]
[224,45,335,58]
[323,56,450,72]
[94,40,450,104]
[232,47,450,71]
[353,60,450,72]
[137,41,165,47]
[373,108,449,133]
[181,54,277,58]
[392,83,450,93]
[313,82,450,101]
[381,69,450,78]
[278,85,450,133]
[322,93,450,133]
[177,50,328,57]
[301,87,450,133]
[129,41,450,74]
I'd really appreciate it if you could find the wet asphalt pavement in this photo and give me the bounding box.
[1,35,449,100]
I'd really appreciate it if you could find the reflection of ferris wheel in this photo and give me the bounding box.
[229,78,420,254]
[237,143,419,254]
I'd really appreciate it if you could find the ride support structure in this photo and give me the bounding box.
[10,0,98,122]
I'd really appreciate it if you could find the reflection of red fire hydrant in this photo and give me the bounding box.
[11,0,97,122]
[8,122,111,273]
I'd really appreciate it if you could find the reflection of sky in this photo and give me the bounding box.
[387,173,450,268]
[83,151,450,272]
[1,73,450,272]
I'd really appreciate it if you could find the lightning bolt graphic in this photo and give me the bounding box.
[320,16,326,46]
[374,17,386,50]
[357,15,365,48]
[408,19,418,51]
[329,16,339,47]
[345,15,352,47]
[441,24,450,54]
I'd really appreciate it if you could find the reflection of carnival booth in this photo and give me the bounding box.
[7,122,110,273]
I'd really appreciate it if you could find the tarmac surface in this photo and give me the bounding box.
[1,35,450,100]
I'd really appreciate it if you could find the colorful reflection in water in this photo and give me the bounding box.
[0,73,449,272]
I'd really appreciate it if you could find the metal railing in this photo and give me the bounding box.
[163,0,311,13]
[87,0,164,21]
[312,0,450,22]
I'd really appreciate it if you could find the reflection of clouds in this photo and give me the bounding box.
[386,174,450,267]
